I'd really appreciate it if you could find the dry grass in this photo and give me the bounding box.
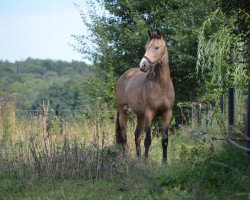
[1,96,249,199]
[0,100,153,183]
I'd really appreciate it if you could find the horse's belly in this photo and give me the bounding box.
[125,82,145,114]
[125,91,144,114]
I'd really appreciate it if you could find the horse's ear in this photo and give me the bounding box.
[148,30,152,38]
[156,30,162,38]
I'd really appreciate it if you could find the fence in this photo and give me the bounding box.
[178,82,250,163]
[7,82,250,163]
[16,109,88,121]
[15,106,116,138]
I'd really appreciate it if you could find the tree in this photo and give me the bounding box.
[196,1,250,94]
[0,58,90,110]
[33,78,84,111]
[75,0,218,108]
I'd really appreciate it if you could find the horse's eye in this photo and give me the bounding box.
[155,46,159,50]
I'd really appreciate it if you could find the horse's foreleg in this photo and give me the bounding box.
[162,109,173,163]
[144,110,154,158]
[135,117,144,157]
[116,110,128,153]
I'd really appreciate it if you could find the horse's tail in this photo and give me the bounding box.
[115,111,121,143]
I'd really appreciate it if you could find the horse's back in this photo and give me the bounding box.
[116,67,144,89]
[116,68,146,111]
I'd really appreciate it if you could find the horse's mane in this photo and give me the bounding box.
[150,32,161,39]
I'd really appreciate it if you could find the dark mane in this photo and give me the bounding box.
[150,31,161,39]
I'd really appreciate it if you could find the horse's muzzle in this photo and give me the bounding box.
[139,58,151,72]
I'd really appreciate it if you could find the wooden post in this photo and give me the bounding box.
[220,95,225,113]
[197,102,202,126]
[246,82,250,163]
[191,103,194,127]
[228,88,234,129]
[206,105,209,127]
[42,100,50,137]
[211,101,216,109]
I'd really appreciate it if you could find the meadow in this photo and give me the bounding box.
[0,98,249,200]
[1,0,249,199]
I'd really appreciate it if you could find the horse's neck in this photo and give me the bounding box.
[155,53,171,84]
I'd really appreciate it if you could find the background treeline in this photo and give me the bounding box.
[0,58,90,110]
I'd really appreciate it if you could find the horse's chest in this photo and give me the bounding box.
[156,95,168,107]
[147,90,169,109]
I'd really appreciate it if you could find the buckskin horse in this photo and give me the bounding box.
[115,30,175,162]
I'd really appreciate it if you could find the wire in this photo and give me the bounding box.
[212,137,250,152]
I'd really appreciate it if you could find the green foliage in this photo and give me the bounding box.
[132,130,250,199]
[75,0,218,105]
[0,174,130,200]
[33,78,85,111]
[0,58,90,110]
[196,6,250,94]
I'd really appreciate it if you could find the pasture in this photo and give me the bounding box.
[0,98,249,200]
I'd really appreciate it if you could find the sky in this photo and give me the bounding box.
[0,0,88,62]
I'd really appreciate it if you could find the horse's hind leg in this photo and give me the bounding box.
[116,109,128,153]
[162,109,173,163]
[135,117,144,157]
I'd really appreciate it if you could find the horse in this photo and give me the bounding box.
[115,30,175,162]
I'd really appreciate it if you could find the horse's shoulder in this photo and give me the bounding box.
[127,68,144,77]
[125,68,142,76]
[117,68,137,84]
[119,68,143,81]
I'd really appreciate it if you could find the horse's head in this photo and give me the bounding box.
[139,30,166,72]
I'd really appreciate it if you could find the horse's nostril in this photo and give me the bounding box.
[141,64,146,71]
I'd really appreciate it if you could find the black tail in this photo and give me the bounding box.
[115,112,122,143]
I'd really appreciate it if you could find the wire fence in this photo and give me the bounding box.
[178,82,250,159]
[16,109,116,122]
[5,82,250,161]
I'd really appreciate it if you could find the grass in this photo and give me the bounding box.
[1,129,249,200]
[0,101,249,199]
[0,174,140,200]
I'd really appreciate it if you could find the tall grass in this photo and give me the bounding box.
[0,95,17,143]
[0,97,249,199]
[0,100,144,182]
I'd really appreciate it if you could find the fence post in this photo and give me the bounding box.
[197,102,202,126]
[191,103,194,127]
[228,88,234,129]
[206,105,209,127]
[220,95,225,113]
[246,82,250,163]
